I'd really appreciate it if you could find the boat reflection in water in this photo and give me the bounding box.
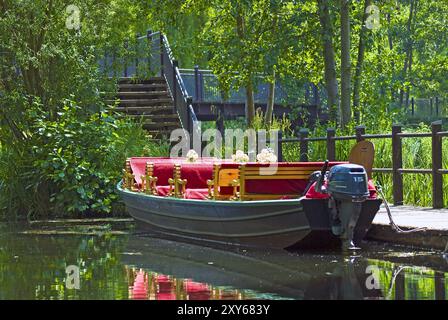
[123,235,388,300]
[128,268,250,300]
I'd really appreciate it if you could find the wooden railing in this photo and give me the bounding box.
[99,30,200,138]
[409,97,446,119]
[275,121,447,208]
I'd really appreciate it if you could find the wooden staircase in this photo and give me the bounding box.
[111,77,181,138]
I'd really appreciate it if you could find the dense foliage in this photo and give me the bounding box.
[0,1,168,220]
[1,0,447,218]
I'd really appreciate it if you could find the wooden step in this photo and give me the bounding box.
[117,91,170,98]
[121,113,179,120]
[118,83,167,91]
[108,98,173,106]
[143,122,181,129]
[114,105,175,113]
[118,77,166,84]
[145,130,177,138]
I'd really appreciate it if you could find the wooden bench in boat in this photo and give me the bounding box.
[124,158,347,201]
[207,163,240,200]
[232,163,325,200]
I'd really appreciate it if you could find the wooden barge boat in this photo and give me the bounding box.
[118,147,382,249]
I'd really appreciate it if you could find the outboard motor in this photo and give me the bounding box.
[327,164,369,249]
[314,162,370,249]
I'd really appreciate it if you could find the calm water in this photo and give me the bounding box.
[0,223,447,300]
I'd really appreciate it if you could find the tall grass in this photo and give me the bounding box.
[284,122,447,207]
[208,112,446,207]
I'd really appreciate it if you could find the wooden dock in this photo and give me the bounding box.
[367,205,448,251]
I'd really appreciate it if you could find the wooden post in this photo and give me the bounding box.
[172,60,178,109]
[312,83,319,106]
[435,275,446,300]
[277,131,283,162]
[326,128,336,161]
[436,97,439,116]
[135,33,140,77]
[355,125,366,142]
[299,129,309,162]
[394,270,405,300]
[392,124,403,205]
[199,71,204,101]
[432,120,443,208]
[194,65,200,102]
[124,39,128,78]
[411,97,415,116]
[216,105,225,139]
[160,33,164,77]
[186,96,193,143]
[146,29,152,74]
[430,97,434,116]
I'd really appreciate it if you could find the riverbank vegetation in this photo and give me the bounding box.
[1,0,447,219]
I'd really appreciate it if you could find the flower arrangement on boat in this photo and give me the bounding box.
[231,150,249,163]
[186,149,199,163]
[256,148,277,163]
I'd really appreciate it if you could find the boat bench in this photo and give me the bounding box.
[125,158,369,201]
[208,162,347,200]
[233,163,326,200]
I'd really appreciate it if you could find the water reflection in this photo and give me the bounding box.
[127,268,249,300]
[0,225,446,300]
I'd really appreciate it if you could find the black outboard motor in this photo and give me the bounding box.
[327,164,369,249]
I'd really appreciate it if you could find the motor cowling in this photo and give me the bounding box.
[327,164,369,201]
[326,164,369,250]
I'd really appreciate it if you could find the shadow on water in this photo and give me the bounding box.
[0,223,446,300]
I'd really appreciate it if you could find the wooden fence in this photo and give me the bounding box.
[275,121,447,209]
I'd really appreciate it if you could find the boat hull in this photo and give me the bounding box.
[117,183,381,249]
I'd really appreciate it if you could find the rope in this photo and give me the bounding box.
[375,184,427,234]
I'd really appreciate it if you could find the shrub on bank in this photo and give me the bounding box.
[0,100,169,221]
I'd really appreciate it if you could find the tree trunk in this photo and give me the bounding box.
[235,6,255,126]
[317,0,339,123]
[387,13,396,103]
[352,0,371,123]
[399,0,417,108]
[264,70,275,126]
[340,0,351,128]
[246,83,255,126]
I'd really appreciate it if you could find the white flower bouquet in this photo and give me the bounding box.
[256,148,277,163]
[231,150,249,163]
[186,149,199,162]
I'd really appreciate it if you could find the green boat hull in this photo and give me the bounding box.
[117,182,382,249]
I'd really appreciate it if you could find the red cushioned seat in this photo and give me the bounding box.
[184,188,210,200]
[304,179,378,199]
[156,185,172,197]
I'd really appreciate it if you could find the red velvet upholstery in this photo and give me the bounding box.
[127,158,375,200]
[129,157,216,186]
[242,161,346,195]
[185,188,210,200]
[304,179,378,199]
[245,180,309,195]
[156,185,172,197]
[179,163,214,188]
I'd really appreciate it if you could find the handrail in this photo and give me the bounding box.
[277,122,446,209]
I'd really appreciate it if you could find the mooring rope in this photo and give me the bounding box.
[375,184,427,234]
